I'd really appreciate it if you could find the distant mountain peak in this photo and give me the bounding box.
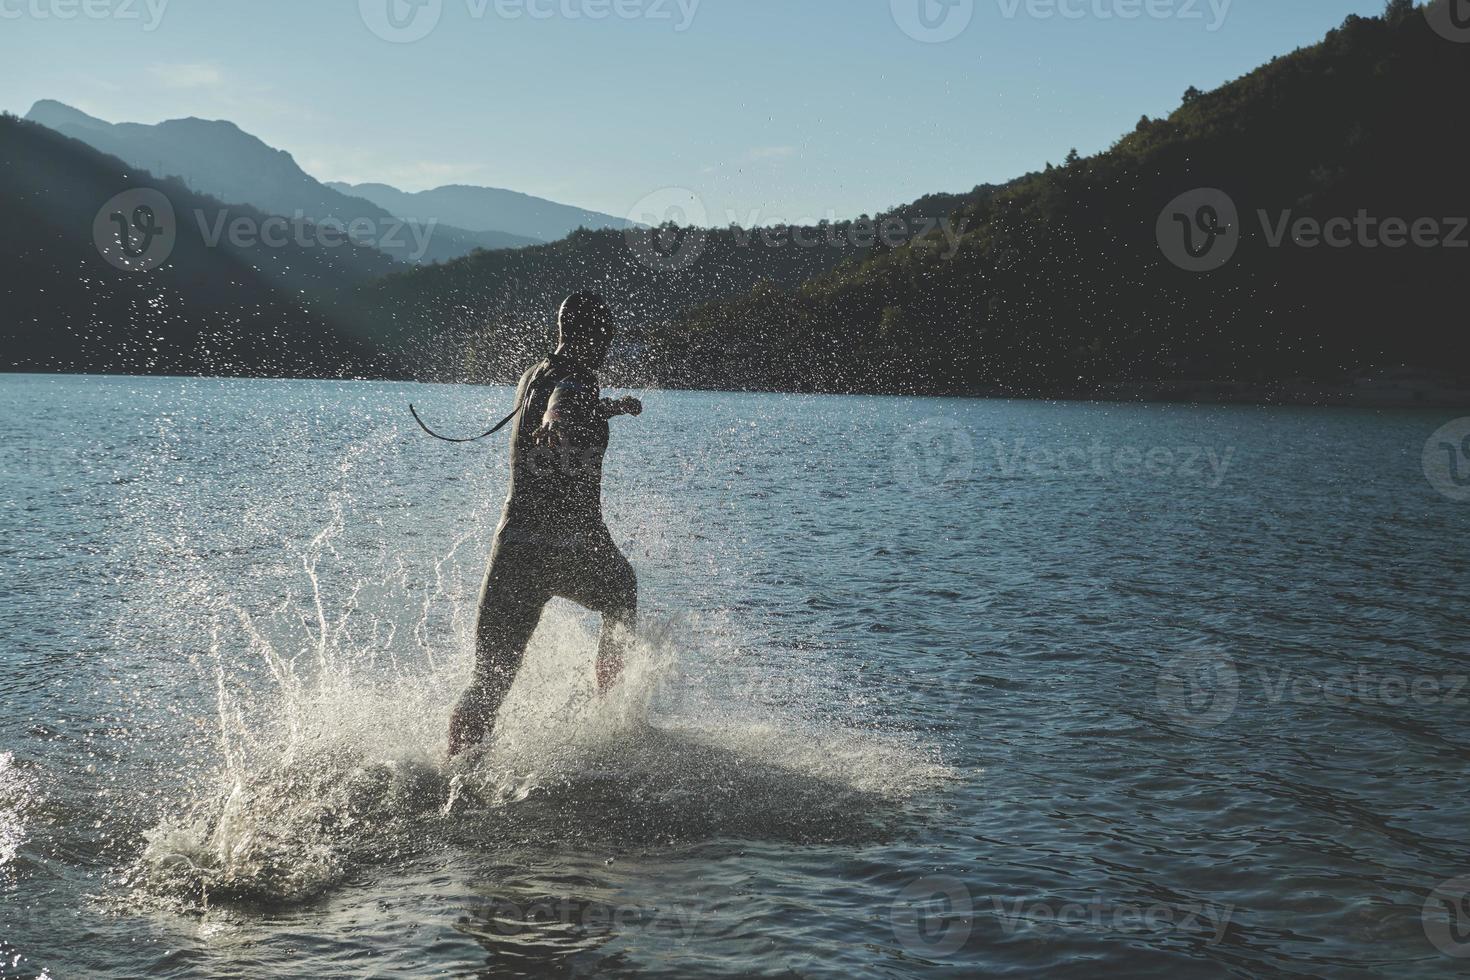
[26,99,113,133]
[157,115,246,133]
[329,181,396,195]
[148,115,282,154]
[27,102,256,145]
[326,180,633,241]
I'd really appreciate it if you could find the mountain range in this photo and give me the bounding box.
[326,181,633,243]
[23,100,626,264]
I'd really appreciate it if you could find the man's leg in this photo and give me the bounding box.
[448,544,549,757]
[555,529,637,692]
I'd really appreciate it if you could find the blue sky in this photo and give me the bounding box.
[1,0,1387,224]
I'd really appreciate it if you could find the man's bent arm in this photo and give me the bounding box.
[535,379,599,445]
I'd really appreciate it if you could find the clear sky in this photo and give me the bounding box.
[1,0,1387,224]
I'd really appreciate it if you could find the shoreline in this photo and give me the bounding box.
[4,369,1467,411]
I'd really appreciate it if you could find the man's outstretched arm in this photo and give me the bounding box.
[533,387,642,446]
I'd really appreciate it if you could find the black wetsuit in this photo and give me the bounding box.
[453,353,637,745]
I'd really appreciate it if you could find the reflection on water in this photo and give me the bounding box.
[2,374,1469,978]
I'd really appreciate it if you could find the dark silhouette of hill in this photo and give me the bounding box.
[1,106,995,384]
[1,114,395,378]
[24,101,538,263]
[327,181,634,243]
[670,2,1470,397]
[355,195,993,385]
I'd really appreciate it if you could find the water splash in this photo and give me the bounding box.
[132,594,950,905]
[114,397,954,907]
[0,752,36,875]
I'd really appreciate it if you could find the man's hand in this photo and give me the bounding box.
[605,396,643,418]
[532,416,565,447]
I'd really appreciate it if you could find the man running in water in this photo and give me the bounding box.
[449,293,642,757]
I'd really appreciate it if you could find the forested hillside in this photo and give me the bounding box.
[672,2,1470,395]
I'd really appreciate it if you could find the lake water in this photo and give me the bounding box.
[1,373,1468,978]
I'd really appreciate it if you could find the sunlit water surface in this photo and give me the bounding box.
[1,374,1468,978]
